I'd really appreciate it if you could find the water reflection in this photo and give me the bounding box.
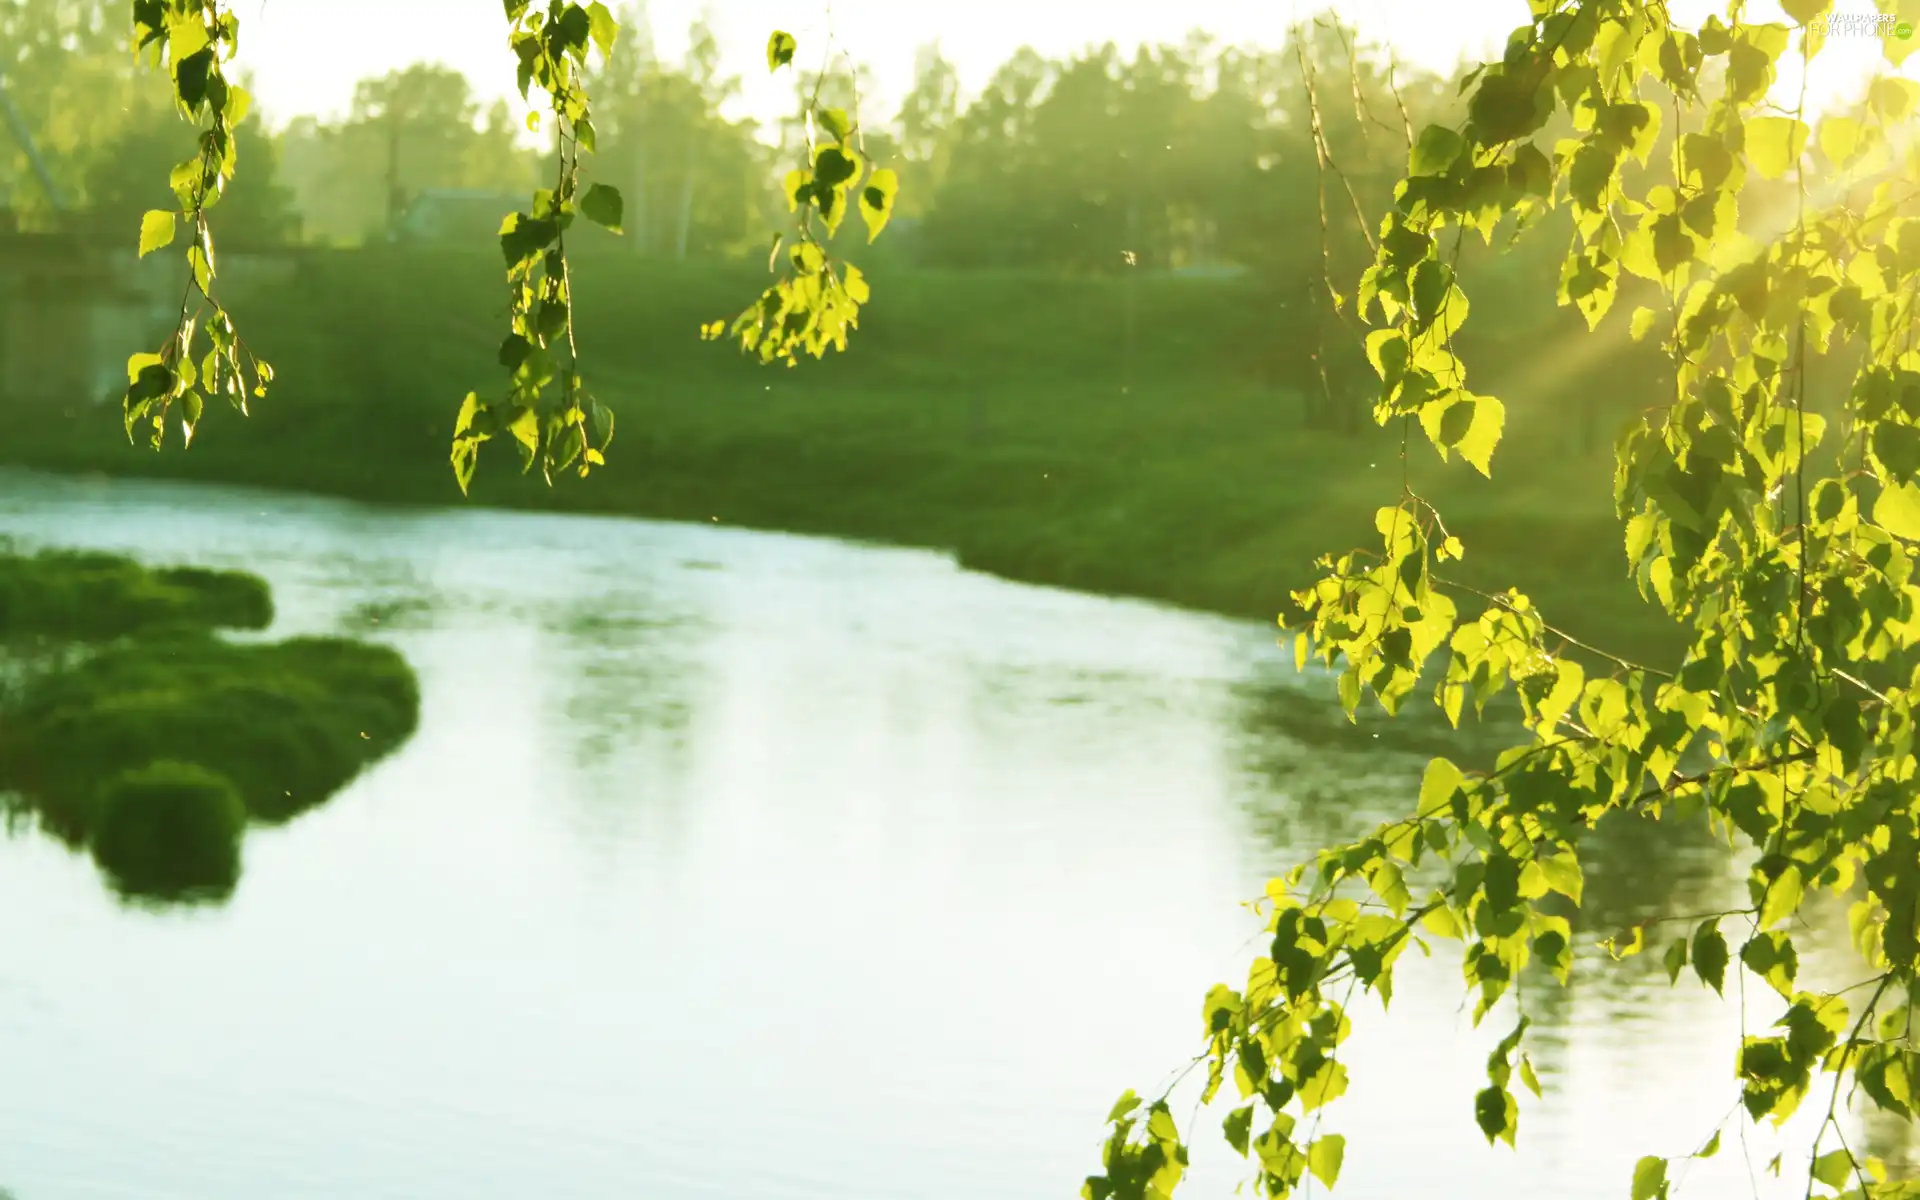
[538,589,711,856]
[0,469,1900,1200]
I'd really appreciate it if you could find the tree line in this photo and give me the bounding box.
[0,3,1446,271]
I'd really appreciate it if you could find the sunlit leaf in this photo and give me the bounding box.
[1307,1135,1345,1187]
[767,30,797,72]
[1744,116,1808,179]
[1632,1155,1668,1200]
[581,183,624,233]
[138,210,176,258]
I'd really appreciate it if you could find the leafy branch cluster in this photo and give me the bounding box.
[119,5,900,490]
[121,0,274,449]
[1086,2,1920,1198]
[103,0,1920,1193]
[450,0,624,493]
[698,29,900,366]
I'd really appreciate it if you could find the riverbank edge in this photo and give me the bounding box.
[0,436,1684,676]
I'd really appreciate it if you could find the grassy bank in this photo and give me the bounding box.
[0,549,420,904]
[1,250,1685,662]
[4,630,420,841]
[0,544,273,641]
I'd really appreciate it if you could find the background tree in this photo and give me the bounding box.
[591,10,774,259]
[892,42,960,218]
[81,90,295,247]
[1083,5,1920,1198]
[1,0,153,221]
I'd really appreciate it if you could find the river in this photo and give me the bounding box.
[0,469,1900,1199]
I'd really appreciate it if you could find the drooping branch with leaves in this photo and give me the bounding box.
[117,2,898,490]
[698,29,900,365]
[448,0,624,493]
[121,0,273,450]
[1083,3,1920,1199]
[105,0,1920,1195]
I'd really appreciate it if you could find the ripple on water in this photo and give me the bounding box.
[0,469,1868,1200]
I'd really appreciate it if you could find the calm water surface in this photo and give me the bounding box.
[0,470,1901,1199]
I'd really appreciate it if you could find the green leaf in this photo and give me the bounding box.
[817,107,852,142]
[1874,422,1920,484]
[499,212,558,267]
[1146,1105,1178,1143]
[842,263,870,304]
[1691,920,1729,995]
[1410,260,1467,337]
[1410,124,1464,177]
[1307,1135,1345,1187]
[1745,116,1808,179]
[1419,757,1463,815]
[1632,1155,1669,1200]
[1811,1149,1851,1189]
[1223,1105,1254,1156]
[453,391,481,438]
[1107,1090,1141,1123]
[1299,1060,1348,1111]
[1662,937,1688,984]
[581,183,624,233]
[1455,392,1505,477]
[508,406,540,453]
[125,352,166,387]
[1474,1085,1517,1146]
[139,209,176,258]
[187,244,213,292]
[1817,115,1861,165]
[790,241,826,274]
[174,48,214,112]
[1869,77,1920,121]
[1875,480,1920,540]
[1437,396,1476,449]
[1538,853,1583,905]
[555,4,592,52]
[1470,68,1552,142]
[1758,864,1803,930]
[586,1,617,59]
[767,30,797,72]
[1697,1130,1721,1159]
[860,168,900,244]
[814,146,861,188]
[168,159,201,207]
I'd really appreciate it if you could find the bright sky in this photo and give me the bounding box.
[229,0,1917,133]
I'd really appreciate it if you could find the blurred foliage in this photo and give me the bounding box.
[588,7,781,260]
[88,759,245,903]
[0,0,294,240]
[1084,3,1920,1198]
[1,627,420,839]
[0,545,271,642]
[276,63,540,247]
[0,544,419,907]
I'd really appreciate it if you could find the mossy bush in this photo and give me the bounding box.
[89,761,247,903]
[0,630,421,839]
[0,548,272,641]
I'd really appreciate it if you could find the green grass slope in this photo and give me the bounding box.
[1,249,1682,661]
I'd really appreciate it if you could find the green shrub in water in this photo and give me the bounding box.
[89,761,247,903]
[0,549,272,641]
[0,630,421,839]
